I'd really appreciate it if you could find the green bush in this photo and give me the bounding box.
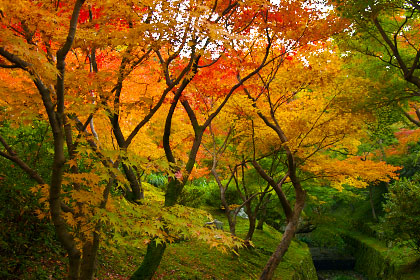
[381,175,420,254]
[0,122,65,279]
[204,181,242,207]
[178,183,206,208]
[306,225,346,249]
[146,173,168,189]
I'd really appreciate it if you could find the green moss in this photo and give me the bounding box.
[343,232,420,280]
[152,211,317,280]
[96,207,317,279]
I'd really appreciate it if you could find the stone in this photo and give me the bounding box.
[236,207,249,219]
[205,219,224,230]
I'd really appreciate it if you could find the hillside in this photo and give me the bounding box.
[96,207,317,280]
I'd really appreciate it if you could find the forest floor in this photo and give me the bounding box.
[96,207,315,280]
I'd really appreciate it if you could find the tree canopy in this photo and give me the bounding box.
[0,1,415,280]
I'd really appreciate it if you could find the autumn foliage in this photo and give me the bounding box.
[0,0,404,279]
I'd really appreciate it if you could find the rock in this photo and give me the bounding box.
[236,207,249,219]
[213,219,223,230]
[205,219,224,230]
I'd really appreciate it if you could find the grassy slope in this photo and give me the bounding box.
[153,209,316,280]
[96,207,317,280]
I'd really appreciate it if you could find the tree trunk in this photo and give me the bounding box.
[256,217,264,230]
[220,182,236,235]
[259,191,305,280]
[68,252,82,280]
[245,213,257,245]
[257,194,271,230]
[80,232,100,280]
[131,179,182,279]
[164,179,183,207]
[222,194,236,235]
[228,215,237,235]
[369,185,377,221]
[122,163,144,201]
[244,200,256,244]
[130,240,167,280]
[212,167,237,235]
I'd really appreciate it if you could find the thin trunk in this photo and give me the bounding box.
[244,200,256,244]
[227,215,237,236]
[259,191,305,280]
[256,216,265,230]
[245,213,257,244]
[222,188,237,236]
[122,163,144,201]
[130,241,167,280]
[50,123,82,280]
[212,168,236,235]
[79,174,114,280]
[369,185,378,221]
[257,194,271,230]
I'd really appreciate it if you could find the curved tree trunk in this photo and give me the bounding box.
[244,199,257,244]
[222,191,237,236]
[245,213,257,245]
[212,168,237,235]
[130,240,167,280]
[259,190,305,280]
[257,194,271,230]
[256,217,265,230]
[122,163,144,201]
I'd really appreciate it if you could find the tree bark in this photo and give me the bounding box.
[222,188,237,236]
[122,163,144,201]
[256,216,265,230]
[245,212,257,245]
[131,179,185,279]
[259,190,305,280]
[212,167,237,235]
[79,231,101,280]
[257,194,271,230]
[130,240,167,280]
[369,185,378,221]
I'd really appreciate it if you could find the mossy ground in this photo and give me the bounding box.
[343,232,420,280]
[96,207,317,280]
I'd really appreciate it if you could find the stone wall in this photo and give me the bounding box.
[343,233,419,280]
[290,249,318,280]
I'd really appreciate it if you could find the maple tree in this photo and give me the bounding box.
[0,0,267,278]
[204,44,400,279]
[335,0,420,126]
[0,0,342,279]
[0,0,404,279]
[204,123,271,242]
[203,102,289,244]
[333,0,420,223]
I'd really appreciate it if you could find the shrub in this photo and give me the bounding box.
[178,184,206,208]
[0,122,65,279]
[204,181,242,207]
[381,175,420,254]
[146,173,168,189]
